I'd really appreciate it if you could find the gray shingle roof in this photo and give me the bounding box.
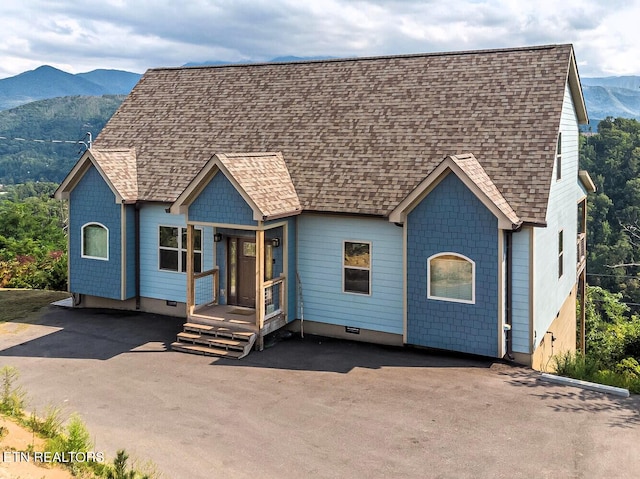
[90,148,138,202]
[93,44,582,223]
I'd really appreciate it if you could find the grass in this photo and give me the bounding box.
[553,352,640,394]
[0,288,69,323]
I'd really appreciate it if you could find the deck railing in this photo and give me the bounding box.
[193,267,219,312]
[262,275,285,323]
[577,233,586,268]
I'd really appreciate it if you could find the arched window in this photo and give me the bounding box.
[427,253,475,304]
[82,223,109,260]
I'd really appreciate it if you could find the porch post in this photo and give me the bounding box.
[256,229,265,350]
[579,271,586,353]
[186,223,194,317]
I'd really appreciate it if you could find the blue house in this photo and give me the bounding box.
[55,44,595,369]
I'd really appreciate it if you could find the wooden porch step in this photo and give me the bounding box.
[173,322,257,359]
[170,342,244,358]
[177,332,246,350]
[189,313,256,331]
[184,322,254,340]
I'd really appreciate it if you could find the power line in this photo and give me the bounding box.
[0,132,92,150]
[587,273,640,279]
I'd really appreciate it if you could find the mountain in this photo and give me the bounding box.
[76,69,141,94]
[0,66,141,110]
[581,76,640,131]
[0,95,125,184]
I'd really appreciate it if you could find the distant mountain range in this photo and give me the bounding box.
[581,76,640,129]
[0,66,141,110]
[1,62,639,128]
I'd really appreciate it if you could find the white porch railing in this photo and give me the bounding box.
[193,267,219,312]
[262,275,285,322]
[577,233,586,270]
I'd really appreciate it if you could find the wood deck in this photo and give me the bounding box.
[188,304,287,341]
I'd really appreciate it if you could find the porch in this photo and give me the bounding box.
[171,223,291,358]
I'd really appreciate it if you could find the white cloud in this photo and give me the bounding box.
[0,0,638,78]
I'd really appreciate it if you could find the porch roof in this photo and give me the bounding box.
[172,152,302,221]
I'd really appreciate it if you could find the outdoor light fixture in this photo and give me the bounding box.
[271,238,281,247]
[213,233,223,242]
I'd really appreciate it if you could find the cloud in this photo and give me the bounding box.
[0,0,638,78]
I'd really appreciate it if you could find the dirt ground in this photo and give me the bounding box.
[0,416,73,479]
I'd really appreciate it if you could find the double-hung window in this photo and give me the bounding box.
[343,241,371,295]
[159,226,202,273]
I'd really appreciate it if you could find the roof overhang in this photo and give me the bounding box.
[579,170,596,193]
[568,47,589,125]
[389,154,521,230]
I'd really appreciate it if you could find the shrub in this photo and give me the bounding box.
[0,366,25,417]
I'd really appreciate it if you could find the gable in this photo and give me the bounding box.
[54,148,137,203]
[93,44,585,223]
[189,170,256,225]
[172,152,301,222]
[390,154,520,229]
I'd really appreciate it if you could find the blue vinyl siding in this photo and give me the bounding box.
[297,214,403,334]
[125,204,136,299]
[189,171,255,225]
[286,218,297,321]
[511,227,531,353]
[139,204,213,303]
[532,84,581,347]
[69,166,122,300]
[406,173,499,357]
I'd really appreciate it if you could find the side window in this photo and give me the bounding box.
[428,253,475,304]
[556,132,562,181]
[558,230,564,278]
[159,226,202,273]
[343,241,371,295]
[81,223,108,260]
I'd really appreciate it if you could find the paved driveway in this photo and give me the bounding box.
[1,306,639,479]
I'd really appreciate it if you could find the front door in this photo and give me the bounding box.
[228,237,256,308]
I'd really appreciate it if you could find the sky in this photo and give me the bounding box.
[0,0,639,79]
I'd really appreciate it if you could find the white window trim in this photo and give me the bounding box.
[427,252,476,304]
[81,222,109,261]
[556,132,562,181]
[158,225,202,273]
[342,240,372,296]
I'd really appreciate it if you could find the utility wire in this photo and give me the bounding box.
[0,132,92,150]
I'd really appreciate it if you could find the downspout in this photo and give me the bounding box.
[505,230,514,360]
[135,202,141,310]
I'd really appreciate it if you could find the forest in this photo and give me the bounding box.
[581,117,640,309]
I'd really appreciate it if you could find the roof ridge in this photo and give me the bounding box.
[218,151,282,158]
[147,44,570,73]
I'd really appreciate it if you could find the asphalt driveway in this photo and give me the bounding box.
[1,305,639,479]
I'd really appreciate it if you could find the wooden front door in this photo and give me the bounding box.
[228,237,256,308]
